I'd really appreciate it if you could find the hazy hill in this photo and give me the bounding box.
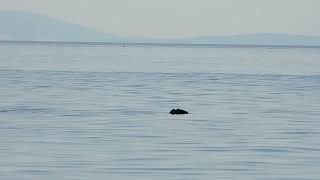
[1,11,320,46]
[0,11,119,42]
[178,33,320,46]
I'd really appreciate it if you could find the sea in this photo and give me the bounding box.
[0,41,320,180]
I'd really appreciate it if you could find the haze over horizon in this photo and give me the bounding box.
[1,0,319,38]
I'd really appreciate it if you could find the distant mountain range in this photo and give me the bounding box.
[0,11,120,42]
[1,11,320,46]
[175,34,320,46]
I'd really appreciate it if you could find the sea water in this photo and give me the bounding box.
[0,42,320,179]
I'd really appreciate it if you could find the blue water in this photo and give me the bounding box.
[1,42,320,179]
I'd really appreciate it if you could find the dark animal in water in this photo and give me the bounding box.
[170,108,188,115]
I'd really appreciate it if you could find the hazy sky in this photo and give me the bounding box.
[1,0,319,37]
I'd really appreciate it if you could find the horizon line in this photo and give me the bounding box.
[1,40,320,49]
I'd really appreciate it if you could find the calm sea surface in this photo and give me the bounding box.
[1,42,320,180]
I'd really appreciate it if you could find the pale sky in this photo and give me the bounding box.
[1,0,319,38]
